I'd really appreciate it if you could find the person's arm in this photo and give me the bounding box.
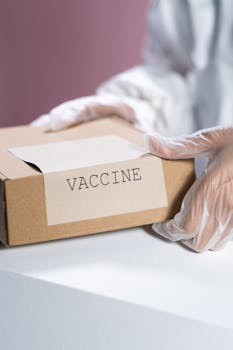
[32,1,198,136]
[96,65,194,136]
[32,64,193,135]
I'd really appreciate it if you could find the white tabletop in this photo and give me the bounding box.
[1,226,233,349]
[0,159,233,350]
[1,157,232,349]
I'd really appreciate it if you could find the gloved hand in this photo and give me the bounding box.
[31,66,193,136]
[144,126,233,252]
[31,93,163,133]
[31,69,168,132]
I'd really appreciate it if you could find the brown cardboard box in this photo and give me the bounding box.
[0,117,195,246]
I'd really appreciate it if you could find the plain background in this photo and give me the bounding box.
[0,0,149,127]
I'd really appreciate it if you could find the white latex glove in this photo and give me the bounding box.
[32,93,158,133]
[32,66,193,136]
[144,126,233,252]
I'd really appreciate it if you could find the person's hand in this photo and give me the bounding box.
[31,95,135,130]
[31,65,194,135]
[144,126,233,252]
[31,94,156,133]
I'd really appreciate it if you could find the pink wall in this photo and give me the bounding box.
[0,0,149,127]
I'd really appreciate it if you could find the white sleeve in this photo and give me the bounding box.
[96,0,199,137]
[96,65,194,137]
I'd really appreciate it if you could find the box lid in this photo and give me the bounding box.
[0,118,146,180]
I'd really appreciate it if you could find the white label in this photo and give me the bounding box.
[9,135,147,173]
[43,155,168,225]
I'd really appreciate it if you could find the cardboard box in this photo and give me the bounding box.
[0,117,195,246]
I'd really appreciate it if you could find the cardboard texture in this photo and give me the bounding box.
[0,117,195,246]
[9,135,168,225]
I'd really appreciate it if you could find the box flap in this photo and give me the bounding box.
[0,124,63,179]
[9,135,147,173]
[0,171,7,180]
[0,118,145,179]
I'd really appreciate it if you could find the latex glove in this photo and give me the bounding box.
[144,126,233,252]
[31,93,160,133]
[32,65,194,136]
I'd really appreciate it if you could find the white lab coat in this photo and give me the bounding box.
[97,0,233,136]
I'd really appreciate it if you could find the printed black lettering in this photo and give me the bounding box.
[132,168,142,181]
[89,174,99,187]
[121,169,131,182]
[78,176,89,189]
[112,170,120,184]
[66,167,142,191]
[66,178,77,191]
[100,172,110,186]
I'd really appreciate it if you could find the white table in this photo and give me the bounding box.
[0,226,233,350]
